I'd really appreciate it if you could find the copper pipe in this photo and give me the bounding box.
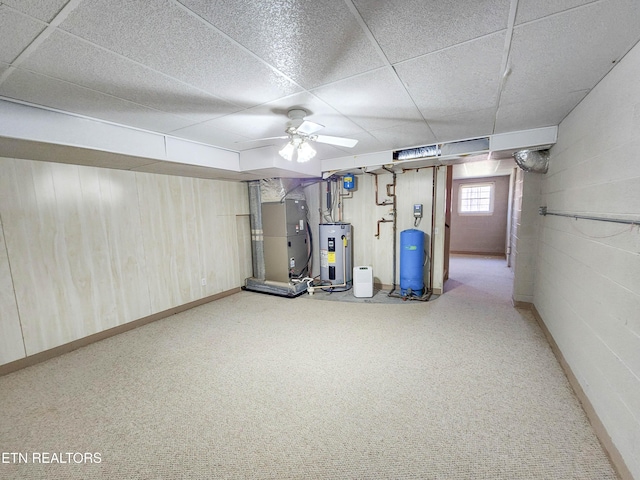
[375,218,393,238]
[367,172,393,206]
[382,166,397,295]
[386,183,395,197]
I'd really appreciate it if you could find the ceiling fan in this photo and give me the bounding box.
[251,109,359,162]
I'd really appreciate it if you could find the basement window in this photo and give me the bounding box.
[459,182,494,215]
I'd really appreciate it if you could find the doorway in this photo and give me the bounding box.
[444,165,516,297]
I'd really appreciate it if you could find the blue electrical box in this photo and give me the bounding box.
[343,174,355,190]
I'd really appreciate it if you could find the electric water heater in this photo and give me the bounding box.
[319,223,352,291]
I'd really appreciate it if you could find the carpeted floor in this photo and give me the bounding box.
[0,256,618,479]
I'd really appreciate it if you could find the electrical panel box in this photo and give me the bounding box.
[413,203,422,218]
[262,199,308,282]
[413,204,423,218]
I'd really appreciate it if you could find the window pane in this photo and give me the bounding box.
[459,183,494,213]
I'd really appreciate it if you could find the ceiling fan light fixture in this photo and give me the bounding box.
[278,142,295,161]
[274,108,354,162]
[278,135,316,163]
[297,141,316,163]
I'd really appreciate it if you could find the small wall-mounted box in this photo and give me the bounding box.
[413,203,423,218]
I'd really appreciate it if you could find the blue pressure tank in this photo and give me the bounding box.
[400,229,424,296]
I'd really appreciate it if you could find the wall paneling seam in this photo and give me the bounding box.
[133,172,154,316]
[0,197,28,358]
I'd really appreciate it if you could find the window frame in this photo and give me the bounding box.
[458,182,495,216]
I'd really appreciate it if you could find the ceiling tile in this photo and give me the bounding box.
[395,33,505,119]
[428,108,496,142]
[328,131,385,157]
[59,0,301,106]
[369,121,437,151]
[0,6,45,63]
[353,0,511,63]
[495,90,589,133]
[0,69,196,133]
[3,0,69,22]
[502,0,640,103]
[20,31,240,123]
[312,68,424,131]
[515,0,596,24]
[303,141,351,161]
[167,122,251,151]
[178,0,385,89]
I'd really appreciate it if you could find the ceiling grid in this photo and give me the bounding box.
[0,0,82,85]
[0,0,639,178]
[344,0,438,143]
[493,0,520,132]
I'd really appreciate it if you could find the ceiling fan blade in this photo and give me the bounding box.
[313,135,358,148]
[296,120,324,135]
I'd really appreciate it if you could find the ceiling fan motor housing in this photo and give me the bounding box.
[287,109,307,121]
[286,109,308,133]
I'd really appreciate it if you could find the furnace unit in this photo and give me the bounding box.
[262,199,309,282]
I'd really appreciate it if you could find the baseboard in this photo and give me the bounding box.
[512,300,532,309]
[515,302,632,480]
[0,287,241,377]
[450,251,506,258]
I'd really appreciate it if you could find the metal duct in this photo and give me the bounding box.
[259,178,306,202]
[513,149,549,173]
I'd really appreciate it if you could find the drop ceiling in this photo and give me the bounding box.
[1,0,639,179]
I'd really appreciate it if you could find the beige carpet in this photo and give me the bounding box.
[0,256,618,479]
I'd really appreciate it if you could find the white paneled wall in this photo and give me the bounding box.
[138,173,205,312]
[344,171,396,284]
[532,41,640,478]
[235,214,253,281]
[0,157,249,366]
[0,159,151,354]
[0,216,24,364]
